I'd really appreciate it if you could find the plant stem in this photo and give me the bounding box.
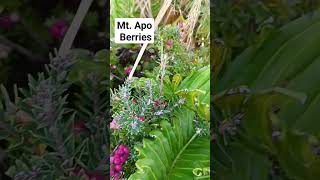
[21,18,49,51]
[0,35,46,62]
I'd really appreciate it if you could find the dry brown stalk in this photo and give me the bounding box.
[181,0,203,48]
[128,0,173,79]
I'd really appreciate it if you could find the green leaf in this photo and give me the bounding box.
[213,141,271,180]
[128,108,210,180]
[176,66,210,120]
[217,10,320,135]
[215,10,320,180]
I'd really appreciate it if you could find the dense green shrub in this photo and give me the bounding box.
[213,9,320,180]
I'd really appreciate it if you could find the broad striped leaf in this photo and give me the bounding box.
[128,108,210,180]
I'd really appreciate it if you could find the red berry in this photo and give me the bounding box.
[113,153,120,159]
[49,19,68,39]
[123,147,129,154]
[120,156,126,163]
[113,173,120,180]
[124,67,133,76]
[132,99,137,104]
[110,168,115,176]
[119,144,126,150]
[138,116,145,122]
[116,149,124,156]
[154,100,161,107]
[166,39,174,49]
[0,15,13,28]
[115,165,122,172]
[74,120,86,132]
[114,158,121,165]
[123,154,129,160]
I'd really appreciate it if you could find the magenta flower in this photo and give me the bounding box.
[0,16,12,28]
[110,144,130,180]
[178,21,183,29]
[124,67,133,76]
[110,119,120,130]
[110,64,117,71]
[166,39,174,49]
[10,13,19,23]
[49,19,68,39]
[74,120,86,132]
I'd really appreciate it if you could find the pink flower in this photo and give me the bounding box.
[110,64,117,71]
[166,39,174,49]
[0,12,20,28]
[110,144,130,179]
[154,100,161,107]
[110,119,120,130]
[115,165,122,171]
[49,19,68,39]
[10,13,19,23]
[124,66,132,76]
[0,16,11,28]
[178,21,183,29]
[131,121,137,129]
[132,98,137,104]
[74,120,86,133]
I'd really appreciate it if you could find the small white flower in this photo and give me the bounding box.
[154,110,164,116]
[131,121,138,129]
[178,98,186,104]
[196,128,202,134]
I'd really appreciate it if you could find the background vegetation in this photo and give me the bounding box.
[0,0,108,179]
[110,0,210,179]
[213,1,320,179]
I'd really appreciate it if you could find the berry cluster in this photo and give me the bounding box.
[110,144,130,180]
[49,19,68,39]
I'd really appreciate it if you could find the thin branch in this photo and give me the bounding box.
[111,73,124,81]
[0,35,46,62]
[21,18,49,51]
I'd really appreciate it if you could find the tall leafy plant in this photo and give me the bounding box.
[213,10,320,180]
[128,67,210,180]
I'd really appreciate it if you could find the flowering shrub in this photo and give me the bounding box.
[0,13,19,28]
[48,19,68,39]
[110,0,210,179]
[111,78,177,136]
[110,144,130,179]
[0,1,108,179]
[110,77,189,176]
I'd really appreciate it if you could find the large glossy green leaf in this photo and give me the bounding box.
[128,108,210,180]
[178,66,210,104]
[216,10,320,135]
[176,66,210,120]
[213,141,271,180]
[274,131,320,180]
[214,10,320,180]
